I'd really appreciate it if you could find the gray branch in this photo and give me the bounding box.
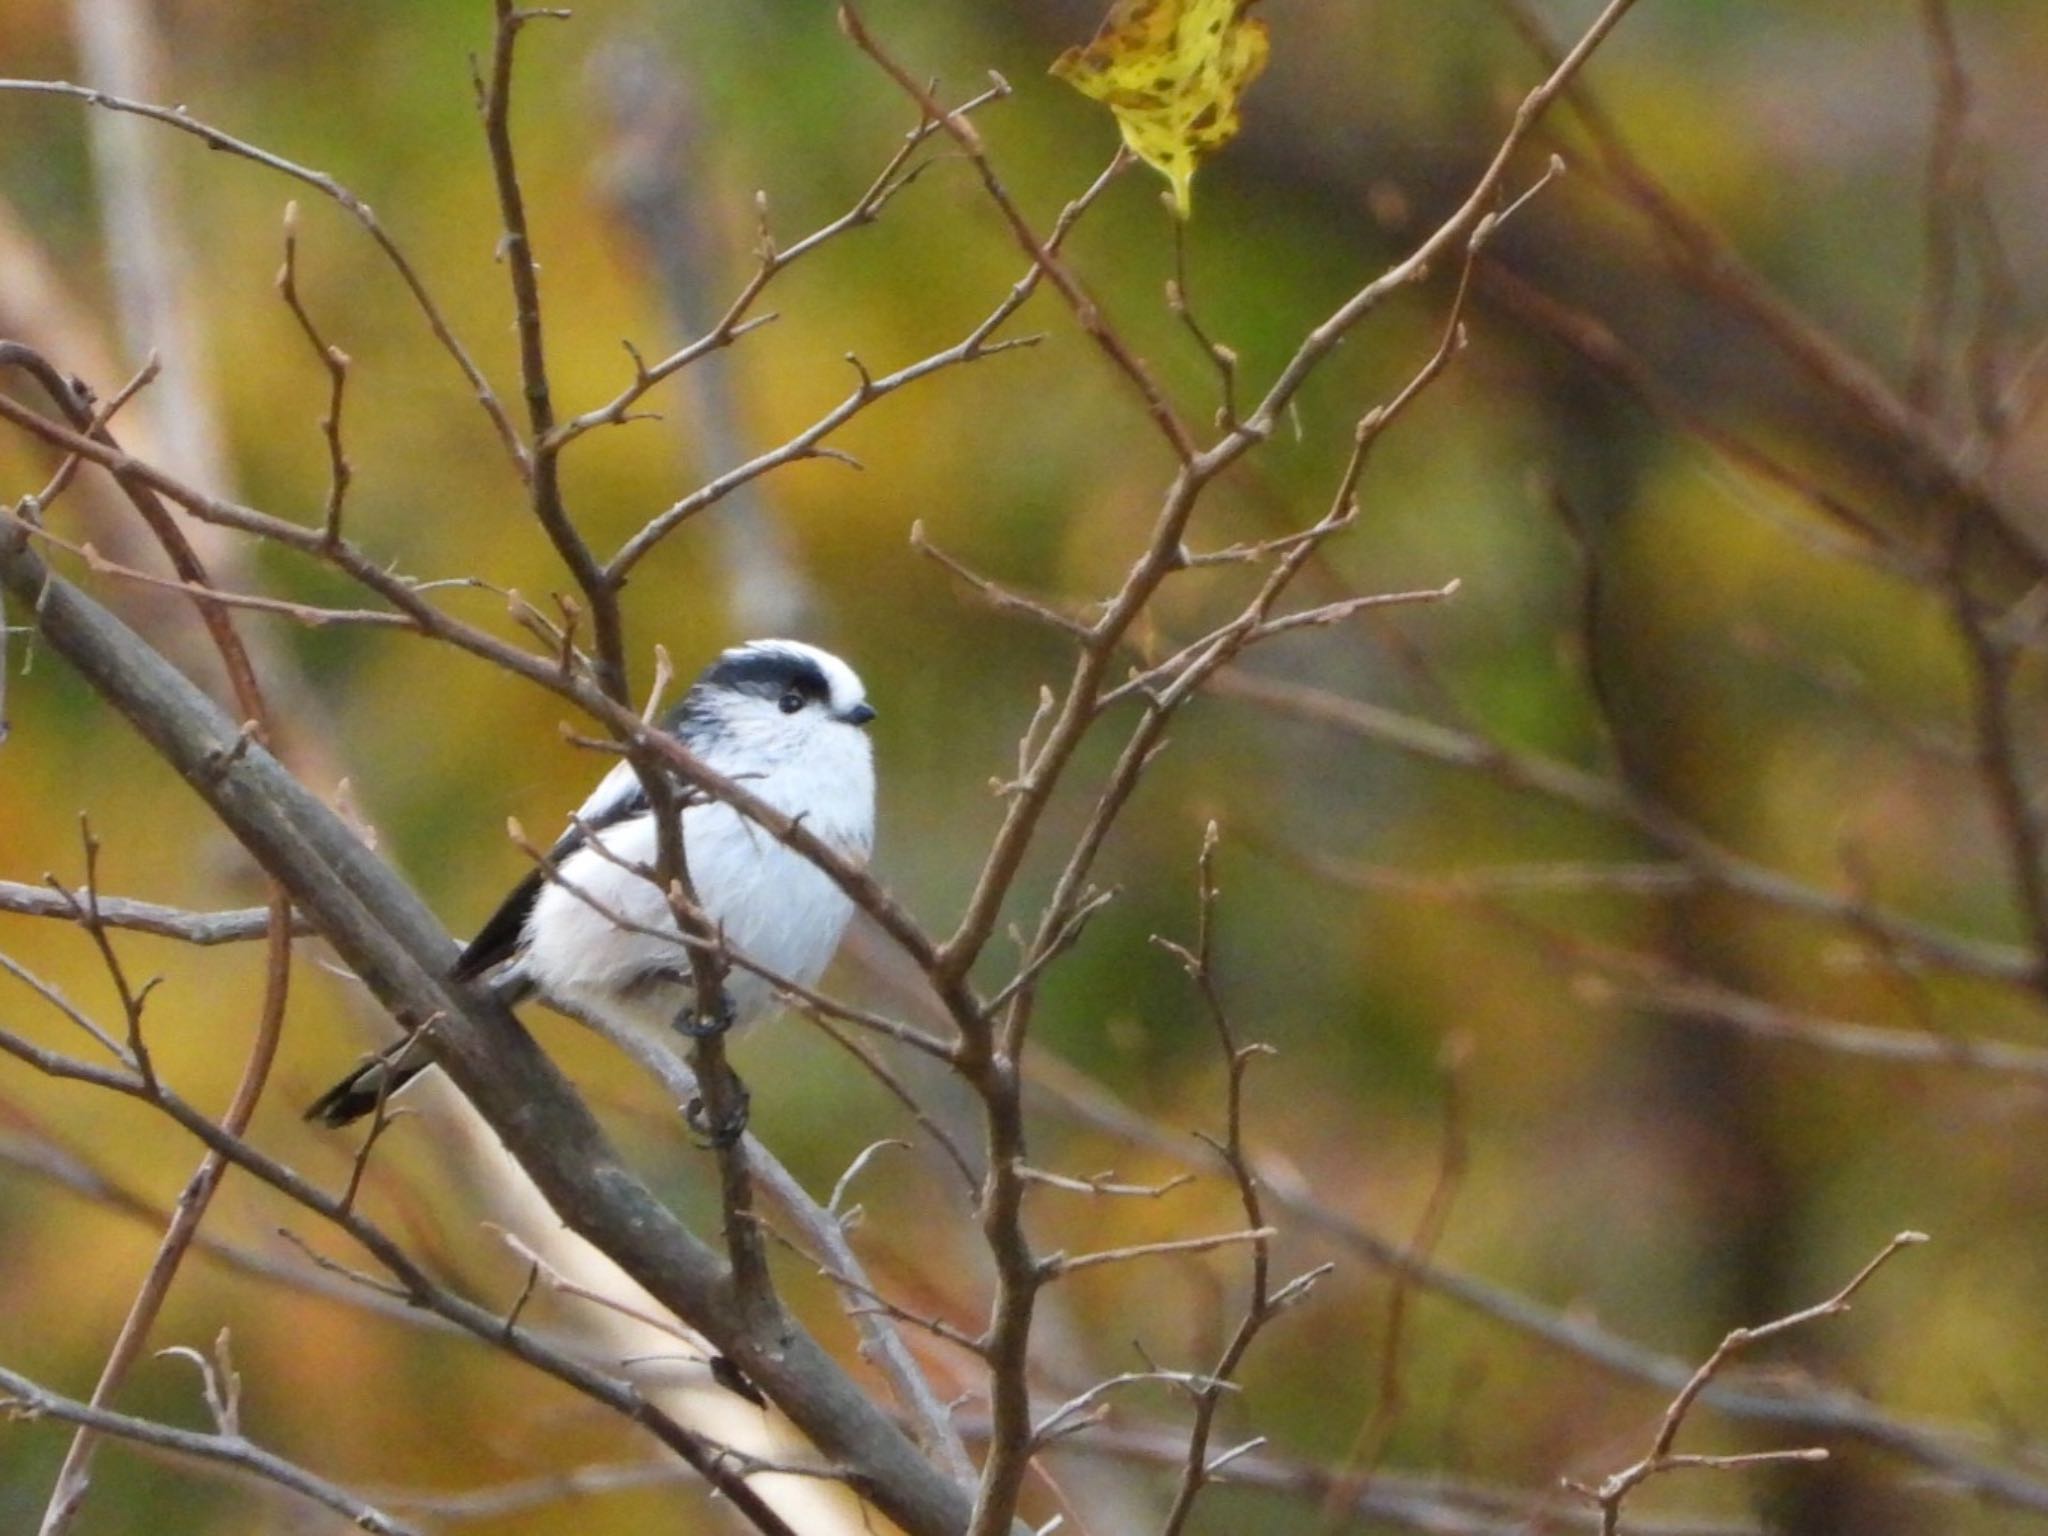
[0,882,298,944]
[0,1362,416,1536]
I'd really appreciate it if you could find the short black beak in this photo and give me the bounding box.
[843,703,877,727]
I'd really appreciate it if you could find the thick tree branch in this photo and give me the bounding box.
[0,522,980,1536]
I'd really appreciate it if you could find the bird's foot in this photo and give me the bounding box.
[685,1076,751,1149]
[673,994,736,1040]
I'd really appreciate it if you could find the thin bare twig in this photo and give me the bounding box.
[275,201,352,543]
[22,354,159,522]
[0,80,528,472]
[1217,669,2037,987]
[1153,825,1295,1536]
[0,1362,418,1536]
[1044,1228,1276,1280]
[479,0,623,700]
[4,511,411,628]
[1572,1233,1929,1535]
[840,5,1198,461]
[554,75,1014,451]
[1316,1037,1472,1529]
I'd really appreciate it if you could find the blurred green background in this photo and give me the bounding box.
[5,0,2048,1531]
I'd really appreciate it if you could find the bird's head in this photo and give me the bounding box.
[677,639,876,771]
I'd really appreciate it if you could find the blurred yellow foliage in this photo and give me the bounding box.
[6,1,2048,1529]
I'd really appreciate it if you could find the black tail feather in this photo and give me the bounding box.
[303,1047,431,1128]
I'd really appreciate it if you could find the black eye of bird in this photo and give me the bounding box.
[778,690,805,715]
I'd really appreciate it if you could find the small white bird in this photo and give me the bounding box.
[307,638,877,1129]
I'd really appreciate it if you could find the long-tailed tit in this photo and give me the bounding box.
[306,638,877,1128]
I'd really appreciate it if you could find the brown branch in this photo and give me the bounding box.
[1573,1233,1929,1535]
[632,759,770,1321]
[1154,825,1294,1536]
[0,345,273,731]
[275,201,352,544]
[839,4,1198,461]
[1043,1228,1275,1280]
[605,305,1046,582]
[1169,217,1239,429]
[1541,931,2048,1085]
[798,1008,979,1194]
[1946,534,2048,985]
[479,1,623,699]
[1015,1166,1193,1201]
[911,519,1092,641]
[49,819,162,1088]
[5,512,411,628]
[0,80,528,474]
[488,1226,703,1346]
[0,948,130,1063]
[1907,0,1970,416]
[551,76,1014,451]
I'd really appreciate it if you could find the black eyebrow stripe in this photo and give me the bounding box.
[700,648,833,701]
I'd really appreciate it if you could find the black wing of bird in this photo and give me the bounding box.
[451,762,654,982]
[308,760,678,1128]
[451,864,550,982]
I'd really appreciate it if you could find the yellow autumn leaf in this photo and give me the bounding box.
[1051,0,1269,218]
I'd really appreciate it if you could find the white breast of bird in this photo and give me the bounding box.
[521,708,875,1041]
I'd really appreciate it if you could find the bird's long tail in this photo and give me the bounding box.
[303,1043,433,1128]
[305,964,533,1129]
